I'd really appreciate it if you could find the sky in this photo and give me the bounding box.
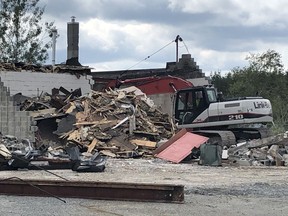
[40,0,288,75]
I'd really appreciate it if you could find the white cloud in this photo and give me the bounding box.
[168,0,288,26]
[38,0,288,75]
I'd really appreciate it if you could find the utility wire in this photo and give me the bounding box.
[123,40,175,73]
[181,39,190,54]
[121,35,190,76]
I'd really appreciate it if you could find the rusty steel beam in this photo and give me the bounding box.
[0,178,184,203]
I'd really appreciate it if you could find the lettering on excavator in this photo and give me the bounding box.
[254,101,270,109]
[228,114,244,120]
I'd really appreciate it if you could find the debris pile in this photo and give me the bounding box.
[0,134,106,172]
[228,132,288,166]
[58,89,175,158]
[7,87,176,166]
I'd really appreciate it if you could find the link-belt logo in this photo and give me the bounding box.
[254,101,270,109]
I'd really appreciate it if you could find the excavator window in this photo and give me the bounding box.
[207,89,217,103]
[175,87,210,125]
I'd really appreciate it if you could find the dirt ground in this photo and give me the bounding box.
[1,158,288,216]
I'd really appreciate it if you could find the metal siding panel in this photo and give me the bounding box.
[155,130,208,163]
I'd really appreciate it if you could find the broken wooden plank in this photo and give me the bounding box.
[87,138,98,153]
[107,136,137,151]
[100,150,116,157]
[133,130,159,136]
[75,112,87,123]
[97,146,119,151]
[65,102,76,113]
[74,119,120,127]
[67,130,81,142]
[130,139,157,148]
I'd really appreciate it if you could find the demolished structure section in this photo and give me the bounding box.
[0,78,36,141]
[0,70,92,97]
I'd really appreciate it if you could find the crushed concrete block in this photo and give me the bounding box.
[236,158,252,166]
[222,149,228,159]
[252,160,264,166]
[282,154,288,166]
[268,145,283,166]
[259,159,271,166]
[251,148,267,160]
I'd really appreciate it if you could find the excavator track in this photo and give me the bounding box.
[229,127,271,141]
[193,127,271,147]
[193,130,236,146]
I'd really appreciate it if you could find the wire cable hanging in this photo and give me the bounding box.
[181,39,190,54]
[125,39,175,71]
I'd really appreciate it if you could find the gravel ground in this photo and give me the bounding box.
[0,158,288,216]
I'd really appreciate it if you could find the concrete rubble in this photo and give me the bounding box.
[227,132,288,166]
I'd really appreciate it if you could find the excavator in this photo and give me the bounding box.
[174,85,273,146]
[96,75,273,146]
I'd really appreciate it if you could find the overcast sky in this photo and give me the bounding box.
[40,0,288,75]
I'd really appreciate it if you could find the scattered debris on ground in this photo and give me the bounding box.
[227,132,288,166]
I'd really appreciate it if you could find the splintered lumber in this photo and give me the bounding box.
[130,139,157,148]
[107,136,137,151]
[67,130,81,142]
[65,102,76,113]
[74,119,119,127]
[75,112,87,122]
[97,146,119,151]
[55,88,176,158]
[100,150,116,157]
[87,138,98,153]
[133,131,159,136]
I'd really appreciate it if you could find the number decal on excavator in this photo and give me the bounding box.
[228,114,244,120]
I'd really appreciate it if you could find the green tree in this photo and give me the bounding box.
[0,0,55,64]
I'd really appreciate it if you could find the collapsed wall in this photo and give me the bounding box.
[0,78,36,141]
[0,67,92,141]
[0,70,92,97]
